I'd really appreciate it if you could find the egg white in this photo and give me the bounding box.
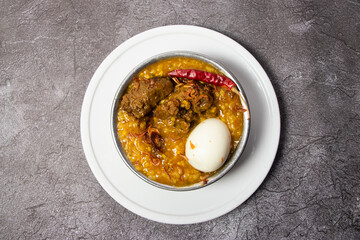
[185,118,231,172]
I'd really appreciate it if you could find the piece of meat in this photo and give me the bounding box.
[153,98,180,119]
[154,81,213,117]
[153,81,214,133]
[187,83,213,113]
[180,109,196,122]
[120,77,174,118]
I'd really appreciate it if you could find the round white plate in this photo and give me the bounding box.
[81,25,280,224]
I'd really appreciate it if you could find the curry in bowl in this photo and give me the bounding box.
[114,53,249,189]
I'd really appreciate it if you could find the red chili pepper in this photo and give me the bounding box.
[168,69,236,90]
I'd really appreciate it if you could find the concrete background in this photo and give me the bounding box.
[1,0,359,239]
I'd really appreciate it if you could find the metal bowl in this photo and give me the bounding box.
[111,51,250,191]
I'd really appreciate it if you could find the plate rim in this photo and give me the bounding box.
[80,25,280,224]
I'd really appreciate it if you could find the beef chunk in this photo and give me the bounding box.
[153,81,214,133]
[153,98,180,119]
[181,81,213,113]
[120,77,174,118]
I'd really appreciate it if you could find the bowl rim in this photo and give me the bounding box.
[110,51,251,191]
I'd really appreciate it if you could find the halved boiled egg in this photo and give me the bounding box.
[185,118,231,172]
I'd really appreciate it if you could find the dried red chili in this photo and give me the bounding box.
[168,69,236,90]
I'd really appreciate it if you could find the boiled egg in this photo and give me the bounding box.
[185,118,231,172]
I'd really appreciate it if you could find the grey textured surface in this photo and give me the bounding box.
[1,0,359,239]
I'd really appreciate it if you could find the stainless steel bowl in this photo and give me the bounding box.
[111,51,250,191]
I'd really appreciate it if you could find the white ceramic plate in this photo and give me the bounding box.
[81,25,280,224]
